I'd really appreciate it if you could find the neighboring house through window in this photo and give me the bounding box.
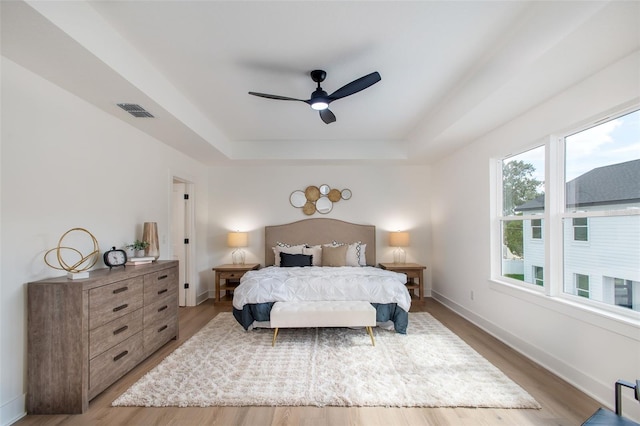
[495,108,640,314]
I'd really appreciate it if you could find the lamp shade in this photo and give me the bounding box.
[389,231,409,247]
[227,232,248,248]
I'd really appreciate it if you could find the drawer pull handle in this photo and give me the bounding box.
[113,325,129,335]
[112,287,128,294]
[113,304,128,312]
[113,350,129,362]
[157,275,168,280]
[158,305,168,312]
[158,325,168,333]
[157,288,168,295]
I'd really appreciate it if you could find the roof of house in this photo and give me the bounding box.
[515,159,640,212]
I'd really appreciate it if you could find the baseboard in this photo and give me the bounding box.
[196,290,210,305]
[430,291,640,421]
[1,393,25,426]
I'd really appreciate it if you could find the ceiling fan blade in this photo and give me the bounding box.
[248,92,307,102]
[328,72,381,101]
[319,109,336,124]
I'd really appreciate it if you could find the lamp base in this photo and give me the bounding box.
[232,248,245,265]
[393,247,406,264]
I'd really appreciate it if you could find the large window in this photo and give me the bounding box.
[496,108,640,314]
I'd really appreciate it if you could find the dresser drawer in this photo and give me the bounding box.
[89,332,144,399]
[144,296,178,355]
[89,277,143,330]
[89,309,143,359]
[144,319,177,356]
[144,294,177,327]
[143,267,178,304]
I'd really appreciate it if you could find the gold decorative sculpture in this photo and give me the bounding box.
[44,228,100,278]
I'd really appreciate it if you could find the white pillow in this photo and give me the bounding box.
[302,245,323,266]
[358,243,367,266]
[272,242,305,266]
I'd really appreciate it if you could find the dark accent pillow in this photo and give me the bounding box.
[279,252,313,267]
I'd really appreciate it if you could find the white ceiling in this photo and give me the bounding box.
[2,1,639,165]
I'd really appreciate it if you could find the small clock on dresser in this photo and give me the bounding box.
[103,246,127,269]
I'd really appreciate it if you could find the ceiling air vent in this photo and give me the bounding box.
[117,103,154,118]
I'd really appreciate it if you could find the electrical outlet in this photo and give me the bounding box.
[470,290,474,300]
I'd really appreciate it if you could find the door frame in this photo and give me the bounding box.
[171,175,196,306]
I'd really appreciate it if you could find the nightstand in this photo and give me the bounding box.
[212,263,260,303]
[378,263,426,300]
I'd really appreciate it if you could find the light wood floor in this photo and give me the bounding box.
[16,298,600,426]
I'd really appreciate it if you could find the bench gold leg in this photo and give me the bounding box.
[366,326,375,346]
[272,328,279,347]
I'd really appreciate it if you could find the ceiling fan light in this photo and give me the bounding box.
[311,101,329,111]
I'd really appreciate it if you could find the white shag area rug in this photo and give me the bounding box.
[112,312,540,409]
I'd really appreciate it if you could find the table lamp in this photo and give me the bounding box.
[389,231,409,264]
[227,231,248,264]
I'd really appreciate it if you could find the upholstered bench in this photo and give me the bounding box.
[270,301,376,346]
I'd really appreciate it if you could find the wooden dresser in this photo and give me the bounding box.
[27,260,179,414]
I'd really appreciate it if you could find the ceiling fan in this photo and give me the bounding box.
[248,70,381,124]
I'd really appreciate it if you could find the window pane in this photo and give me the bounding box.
[564,215,640,311]
[502,146,545,216]
[572,218,588,241]
[613,278,633,309]
[576,274,590,298]
[565,110,640,212]
[574,228,588,241]
[531,219,542,239]
[534,266,544,286]
[501,219,545,287]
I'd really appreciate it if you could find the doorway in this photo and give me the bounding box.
[171,178,194,306]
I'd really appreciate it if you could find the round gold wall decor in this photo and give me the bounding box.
[291,185,352,215]
[44,227,100,273]
[327,188,341,202]
[302,201,316,215]
[305,185,320,201]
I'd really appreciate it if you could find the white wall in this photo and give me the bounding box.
[206,164,432,298]
[430,51,640,421]
[0,57,210,425]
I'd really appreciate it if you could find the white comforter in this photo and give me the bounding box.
[232,266,411,312]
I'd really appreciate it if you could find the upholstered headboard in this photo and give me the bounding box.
[265,218,376,266]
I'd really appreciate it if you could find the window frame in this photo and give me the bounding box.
[492,105,640,321]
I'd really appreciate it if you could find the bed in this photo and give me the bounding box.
[231,218,411,333]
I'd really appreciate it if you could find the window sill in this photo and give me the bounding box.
[489,278,640,341]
